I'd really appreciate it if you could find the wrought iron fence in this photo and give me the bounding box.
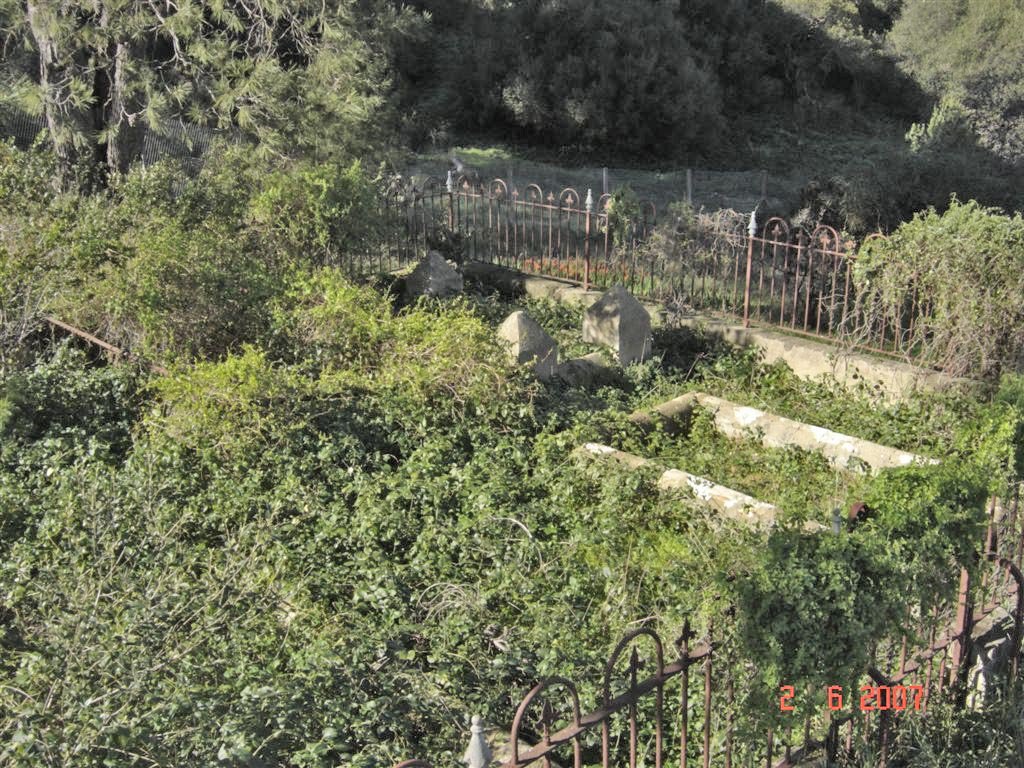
[381,174,655,291]
[393,489,1024,768]
[385,175,939,363]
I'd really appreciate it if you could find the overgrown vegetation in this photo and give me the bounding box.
[2,1,1024,762]
[852,199,1024,379]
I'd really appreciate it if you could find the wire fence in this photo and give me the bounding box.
[1,110,226,176]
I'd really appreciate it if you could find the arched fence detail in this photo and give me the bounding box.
[393,490,1024,768]
[374,176,936,360]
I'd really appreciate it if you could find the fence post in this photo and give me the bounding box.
[603,167,609,194]
[584,189,593,291]
[743,209,757,327]
[703,619,713,768]
[446,170,455,231]
[463,715,493,768]
[950,566,973,701]
[686,168,693,205]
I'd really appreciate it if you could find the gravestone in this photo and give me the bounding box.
[405,250,463,299]
[497,311,558,381]
[582,285,652,365]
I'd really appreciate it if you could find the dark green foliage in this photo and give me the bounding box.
[731,528,906,701]
[497,1,724,155]
[0,344,143,451]
[0,143,386,364]
[388,0,922,161]
[798,101,1022,233]
[891,0,1024,163]
[604,186,642,247]
[730,461,988,718]
[851,199,1024,378]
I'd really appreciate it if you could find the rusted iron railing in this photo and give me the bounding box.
[382,176,943,362]
[394,489,1024,768]
[43,316,168,375]
[394,618,750,768]
[378,174,656,293]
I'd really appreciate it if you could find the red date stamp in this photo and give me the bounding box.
[779,685,925,712]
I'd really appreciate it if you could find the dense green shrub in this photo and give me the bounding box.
[75,217,281,361]
[798,124,1021,235]
[731,527,906,702]
[603,186,642,247]
[1,305,1017,766]
[248,159,380,265]
[0,310,740,766]
[851,199,1024,378]
[498,0,725,155]
[0,143,388,365]
[730,461,988,719]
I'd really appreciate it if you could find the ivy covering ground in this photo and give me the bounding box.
[1,145,1023,766]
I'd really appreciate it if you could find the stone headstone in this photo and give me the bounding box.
[497,311,557,381]
[582,285,652,365]
[405,250,463,299]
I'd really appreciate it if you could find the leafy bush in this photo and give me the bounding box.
[248,159,380,265]
[731,461,987,715]
[0,344,143,452]
[851,199,1024,378]
[0,139,60,212]
[603,186,642,247]
[0,306,737,766]
[798,126,1021,236]
[76,218,280,361]
[731,528,906,702]
[0,143,390,365]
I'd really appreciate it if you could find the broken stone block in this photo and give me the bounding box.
[582,285,652,365]
[405,250,463,299]
[497,311,558,380]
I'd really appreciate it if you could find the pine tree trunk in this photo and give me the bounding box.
[26,0,84,183]
[105,40,131,174]
[99,4,142,175]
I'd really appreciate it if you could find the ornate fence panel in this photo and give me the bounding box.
[393,489,1024,768]
[380,174,940,365]
[385,174,659,294]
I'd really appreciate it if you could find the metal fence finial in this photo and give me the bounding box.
[446,170,454,193]
[747,208,757,237]
[585,188,593,213]
[463,715,492,768]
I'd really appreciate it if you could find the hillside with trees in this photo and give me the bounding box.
[3,0,1021,232]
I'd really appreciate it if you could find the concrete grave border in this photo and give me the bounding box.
[629,392,938,474]
[577,442,826,532]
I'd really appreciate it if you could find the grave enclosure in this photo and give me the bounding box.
[374,172,946,369]
[37,210,1024,768]
[396,251,1024,768]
